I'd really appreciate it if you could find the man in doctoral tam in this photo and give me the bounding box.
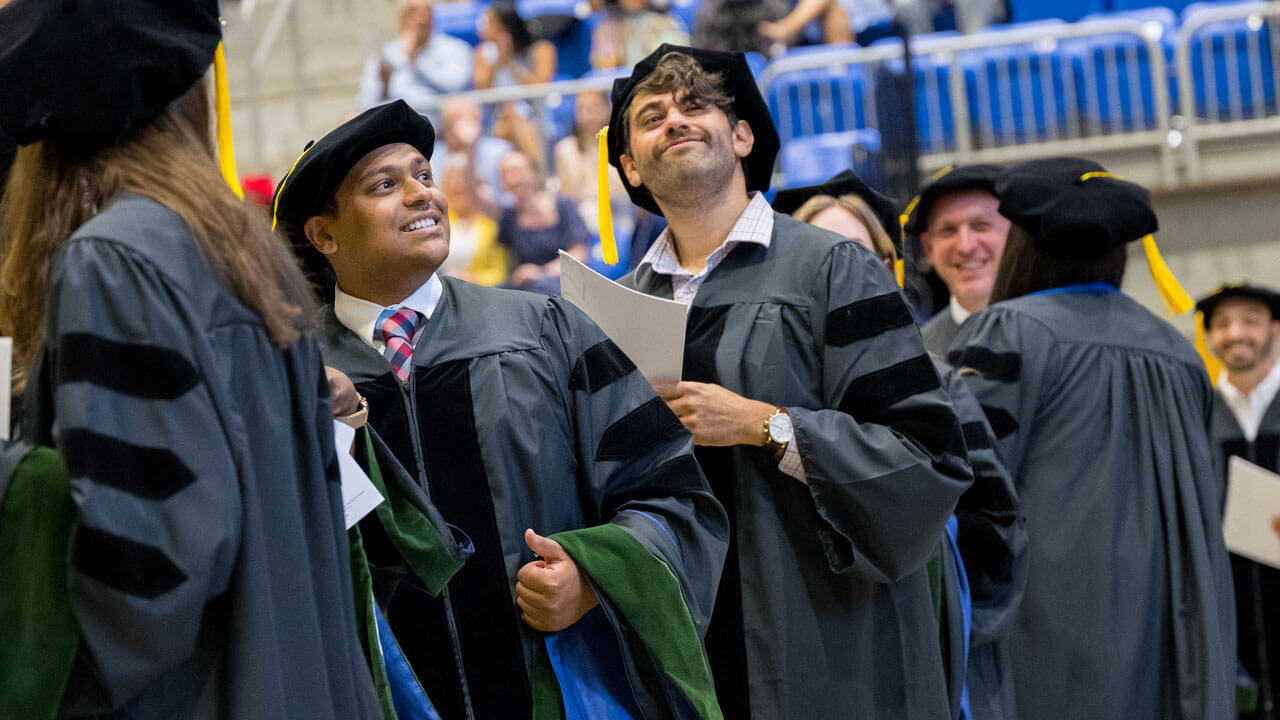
[610,44,974,720]
[273,99,729,720]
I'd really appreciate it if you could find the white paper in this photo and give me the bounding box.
[0,338,9,440]
[558,251,688,383]
[1223,456,1280,570]
[334,420,384,529]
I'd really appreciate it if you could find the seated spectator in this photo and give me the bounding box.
[691,0,790,56]
[758,0,894,47]
[552,90,633,240]
[474,4,556,174]
[439,156,509,286]
[588,0,690,70]
[356,0,473,119]
[790,189,897,267]
[497,150,589,295]
[434,98,513,209]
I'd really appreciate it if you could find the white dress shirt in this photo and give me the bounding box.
[1217,359,1280,442]
[334,274,443,354]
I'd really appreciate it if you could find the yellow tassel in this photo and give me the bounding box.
[596,126,618,266]
[894,258,905,289]
[214,41,243,200]
[1194,310,1224,380]
[1142,234,1192,315]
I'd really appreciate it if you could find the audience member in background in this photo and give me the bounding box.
[902,164,1009,355]
[1198,282,1280,720]
[776,169,1027,720]
[759,0,894,47]
[357,0,473,119]
[434,98,514,211]
[691,0,790,56]
[0,0,380,716]
[589,0,690,70]
[439,156,509,286]
[474,4,556,173]
[553,90,633,240]
[497,150,590,295]
[950,158,1236,720]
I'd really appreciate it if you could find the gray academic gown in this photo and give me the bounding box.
[622,213,975,720]
[22,195,381,719]
[922,306,962,356]
[1211,389,1280,719]
[950,289,1237,720]
[936,361,1027,720]
[318,277,729,720]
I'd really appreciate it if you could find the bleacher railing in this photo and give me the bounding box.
[266,3,1280,190]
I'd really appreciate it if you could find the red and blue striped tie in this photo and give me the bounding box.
[374,307,423,384]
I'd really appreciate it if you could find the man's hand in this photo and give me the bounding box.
[516,529,598,632]
[326,366,360,417]
[653,381,776,447]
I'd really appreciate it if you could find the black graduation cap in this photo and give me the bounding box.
[1195,283,1280,326]
[901,164,1002,235]
[605,43,780,216]
[0,0,222,149]
[992,157,1157,258]
[271,100,436,295]
[772,169,901,250]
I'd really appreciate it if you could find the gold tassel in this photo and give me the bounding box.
[214,41,243,200]
[1142,234,1192,315]
[596,126,618,266]
[894,258,905,289]
[1194,310,1224,380]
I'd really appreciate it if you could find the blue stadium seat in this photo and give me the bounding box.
[778,129,883,189]
[765,44,872,142]
[1063,10,1178,135]
[958,21,1073,148]
[669,0,702,36]
[875,32,963,155]
[516,0,581,18]
[1110,0,1194,15]
[434,1,484,47]
[1182,3,1278,121]
[1006,0,1105,24]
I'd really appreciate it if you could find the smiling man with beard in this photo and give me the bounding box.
[272,99,729,720]
[1199,282,1280,720]
[611,45,974,720]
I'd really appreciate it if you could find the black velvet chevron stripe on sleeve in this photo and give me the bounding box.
[569,339,637,394]
[59,428,197,500]
[824,293,915,348]
[73,524,189,598]
[980,405,1020,438]
[596,397,687,462]
[838,354,943,419]
[961,421,993,451]
[947,347,1022,384]
[600,454,705,518]
[55,333,200,399]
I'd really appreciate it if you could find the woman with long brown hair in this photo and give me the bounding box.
[0,1,380,717]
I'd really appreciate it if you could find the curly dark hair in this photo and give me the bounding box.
[617,51,737,156]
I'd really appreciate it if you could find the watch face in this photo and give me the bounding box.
[768,413,794,444]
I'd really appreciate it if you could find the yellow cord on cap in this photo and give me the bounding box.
[271,143,315,231]
[1142,234,1192,315]
[1194,310,1224,380]
[596,126,618,266]
[894,258,905,289]
[214,42,243,200]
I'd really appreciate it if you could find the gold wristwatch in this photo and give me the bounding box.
[762,407,793,457]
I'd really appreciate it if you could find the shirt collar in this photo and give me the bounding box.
[637,192,774,278]
[949,295,973,325]
[334,274,443,351]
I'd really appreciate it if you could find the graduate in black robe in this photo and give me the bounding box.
[608,45,974,720]
[950,158,1236,720]
[1198,283,1280,720]
[0,1,381,717]
[273,100,730,720]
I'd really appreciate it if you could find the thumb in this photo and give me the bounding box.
[525,528,569,563]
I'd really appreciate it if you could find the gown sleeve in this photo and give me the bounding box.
[541,298,730,636]
[44,236,242,709]
[787,241,973,583]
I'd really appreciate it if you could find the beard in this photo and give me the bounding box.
[1219,338,1275,373]
[630,128,741,210]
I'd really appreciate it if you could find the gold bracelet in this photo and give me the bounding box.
[336,394,369,429]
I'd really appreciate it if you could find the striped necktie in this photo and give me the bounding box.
[374,307,424,384]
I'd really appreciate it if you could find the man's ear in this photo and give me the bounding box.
[619,154,643,189]
[732,118,755,160]
[304,216,338,257]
